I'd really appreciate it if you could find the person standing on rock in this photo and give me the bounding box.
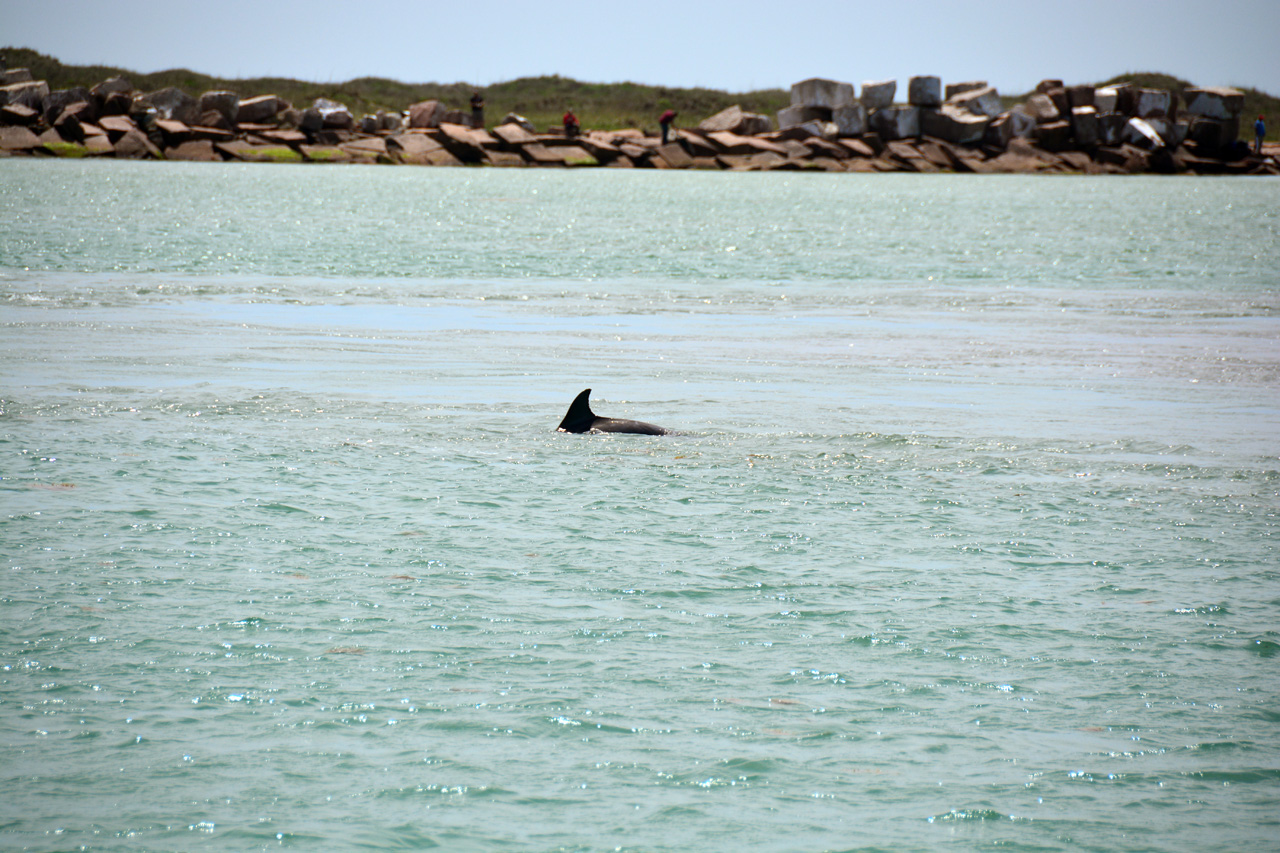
[470,92,485,129]
[1255,115,1266,155]
[563,108,580,139]
[659,109,677,144]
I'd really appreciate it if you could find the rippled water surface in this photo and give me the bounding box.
[2,161,1278,852]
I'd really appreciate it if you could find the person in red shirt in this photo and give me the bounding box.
[659,109,677,144]
[563,109,580,139]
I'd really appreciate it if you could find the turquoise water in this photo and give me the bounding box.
[2,161,1278,852]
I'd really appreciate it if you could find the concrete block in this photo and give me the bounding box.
[908,76,942,107]
[860,79,896,111]
[790,78,855,109]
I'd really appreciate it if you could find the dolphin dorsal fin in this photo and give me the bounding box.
[557,388,597,433]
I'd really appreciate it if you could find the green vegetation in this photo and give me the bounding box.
[42,140,89,157]
[0,47,788,133]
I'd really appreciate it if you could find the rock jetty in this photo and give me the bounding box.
[1,67,1275,175]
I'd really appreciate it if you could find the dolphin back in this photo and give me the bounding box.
[557,388,673,435]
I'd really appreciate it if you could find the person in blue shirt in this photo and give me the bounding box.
[1255,115,1266,155]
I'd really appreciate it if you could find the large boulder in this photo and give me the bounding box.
[945,80,987,100]
[1187,115,1240,150]
[1067,85,1095,109]
[0,125,43,150]
[199,91,240,127]
[237,94,286,124]
[1098,112,1128,146]
[920,105,989,145]
[1034,119,1073,151]
[1,103,38,126]
[1023,93,1060,124]
[2,68,34,85]
[790,78,855,109]
[1094,87,1118,113]
[860,79,896,111]
[0,79,50,110]
[1182,86,1244,120]
[1070,106,1099,147]
[1124,116,1165,149]
[114,127,162,159]
[777,104,829,129]
[143,87,199,124]
[908,76,942,107]
[832,103,868,136]
[42,87,93,124]
[949,85,1003,117]
[92,77,133,116]
[699,105,749,133]
[870,106,919,140]
[1134,89,1173,119]
[311,98,353,129]
[498,112,535,132]
[408,99,446,129]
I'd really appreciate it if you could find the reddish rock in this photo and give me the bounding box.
[2,103,39,125]
[492,122,537,147]
[806,138,850,159]
[114,128,161,159]
[656,142,693,168]
[700,105,770,135]
[1035,79,1064,94]
[708,131,787,156]
[340,137,388,159]
[0,125,43,150]
[83,134,114,156]
[408,100,446,129]
[98,115,137,140]
[837,138,877,158]
[166,140,222,161]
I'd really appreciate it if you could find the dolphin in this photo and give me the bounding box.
[556,388,673,435]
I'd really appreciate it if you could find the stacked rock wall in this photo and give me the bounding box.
[0,65,1273,175]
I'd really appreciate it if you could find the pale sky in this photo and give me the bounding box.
[3,0,1277,96]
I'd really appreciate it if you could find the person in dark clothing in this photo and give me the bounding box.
[659,109,677,144]
[1255,115,1266,155]
[470,92,485,129]
[563,109,580,139]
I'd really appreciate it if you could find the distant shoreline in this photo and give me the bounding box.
[2,51,1277,175]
